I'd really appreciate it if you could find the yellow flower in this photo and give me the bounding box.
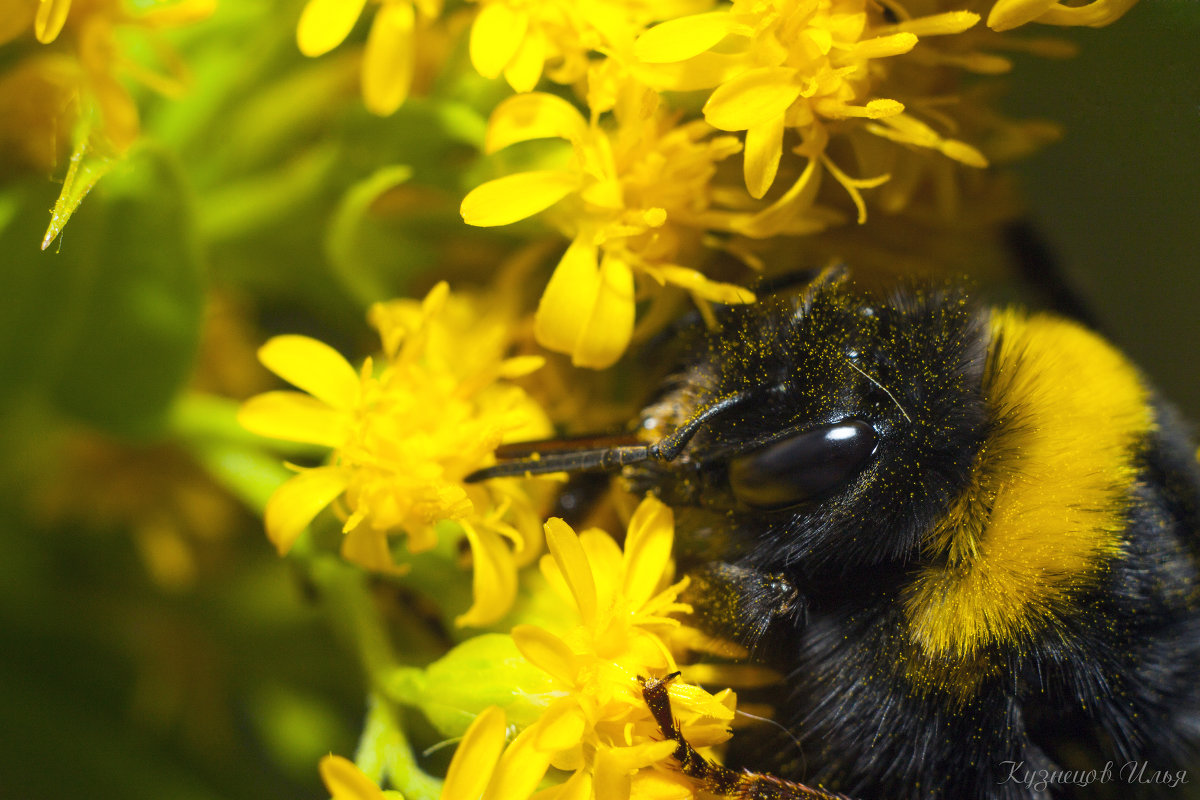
[467,0,713,93]
[461,81,754,368]
[987,0,1138,31]
[635,0,986,218]
[296,0,442,115]
[238,283,552,626]
[468,0,581,93]
[465,496,736,800]
[314,500,746,800]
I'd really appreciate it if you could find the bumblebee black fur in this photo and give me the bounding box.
[480,270,1200,799]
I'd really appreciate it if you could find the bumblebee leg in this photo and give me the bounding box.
[681,563,806,659]
[640,675,854,800]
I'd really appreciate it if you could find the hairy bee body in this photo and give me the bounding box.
[622,274,1200,799]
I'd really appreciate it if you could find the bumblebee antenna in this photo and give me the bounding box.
[465,391,751,482]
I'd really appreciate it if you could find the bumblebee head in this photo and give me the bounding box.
[470,271,992,573]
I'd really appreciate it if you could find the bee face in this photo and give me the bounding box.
[627,276,992,572]
[623,275,1200,797]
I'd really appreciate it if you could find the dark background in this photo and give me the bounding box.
[1006,0,1200,419]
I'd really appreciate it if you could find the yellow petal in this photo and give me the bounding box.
[543,517,598,626]
[443,707,508,800]
[35,0,71,43]
[1033,0,1139,28]
[569,255,635,369]
[940,139,989,167]
[635,51,745,93]
[319,754,387,800]
[265,467,348,554]
[538,552,573,605]
[405,523,440,554]
[470,2,528,79]
[944,51,1013,74]
[806,26,833,54]
[986,0,1058,29]
[485,93,587,154]
[593,748,632,800]
[867,113,988,167]
[497,355,546,378]
[533,698,587,752]
[625,627,676,671]
[258,335,361,410]
[362,2,415,115]
[406,281,451,363]
[481,722,553,800]
[534,239,598,354]
[341,526,402,573]
[849,32,918,60]
[551,768,593,800]
[461,170,578,227]
[456,521,519,627]
[820,153,887,224]
[603,740,678,772]
[655,266,755,305]
[827,10,867,41]
[667,681,736,720]
[744,114,785,199]
[579,529,623,611]
[238,391,349,447]
[297,0,369,56]
[703,67,801,132]
[504,28,546,92]
[733,156,823,238]
[512,624,578,684]
[836,98,905,119]
[885,10,979,36]
[629,770,692,800]
[622,496,674,609]
[635,12,734,64]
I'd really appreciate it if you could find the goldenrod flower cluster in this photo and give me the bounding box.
[321,497,737,800]
[239,283,552,625]
[462,88,754,367]
[451,0,1132,365]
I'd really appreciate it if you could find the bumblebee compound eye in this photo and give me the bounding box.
[728,420,878,509]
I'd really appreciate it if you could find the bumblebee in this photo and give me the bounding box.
[472,268,1200,799]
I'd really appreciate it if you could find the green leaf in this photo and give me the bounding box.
[326,165,419,305]
[35,147,204,437]
[41,128,117,251]
[196,144,339,244]
[383,634,552,738]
